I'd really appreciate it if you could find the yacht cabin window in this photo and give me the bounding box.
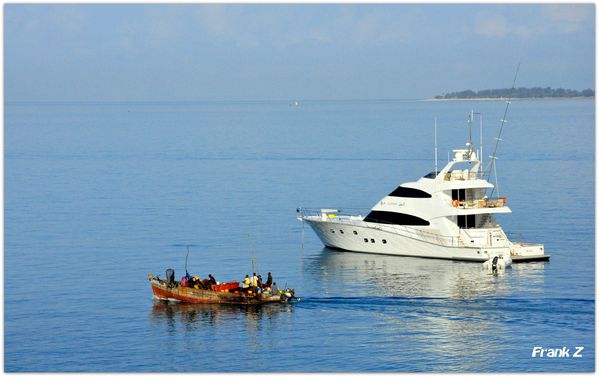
[457,214,476,229]
[388,186,432,198]
[364,210,430,226]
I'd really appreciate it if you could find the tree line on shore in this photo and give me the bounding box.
[435,87,594,99]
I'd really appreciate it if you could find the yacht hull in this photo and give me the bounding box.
[302,217,547,262]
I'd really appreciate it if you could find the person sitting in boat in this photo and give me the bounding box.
[198,276,209,289]
[181,275,189,287]
[201,278,211,289]
[190,275,201,289]
[270,282,279,295]
[265,272,273,288]
[208,274,217,286]
[257,275,263,289]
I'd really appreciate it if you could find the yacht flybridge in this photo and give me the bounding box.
[297,111,548,263]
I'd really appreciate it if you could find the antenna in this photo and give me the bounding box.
[467,110,473,158]
[471,111,482,175]
[434,117,438,177]
[485,63,520,197]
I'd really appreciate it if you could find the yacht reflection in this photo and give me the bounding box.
[149,300,294,333]
[305,249,547,370]
[306,248,546,299]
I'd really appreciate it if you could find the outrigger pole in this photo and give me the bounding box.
[485,62,521,198]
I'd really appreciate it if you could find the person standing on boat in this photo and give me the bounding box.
[243,274,250,288]
[265,272,273,288]
[250,273,259,293]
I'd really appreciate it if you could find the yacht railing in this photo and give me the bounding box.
[297,208,463,247]
[453,198,507,209]
[444,170,478,181]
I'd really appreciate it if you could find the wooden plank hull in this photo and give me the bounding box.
[150,279,283,305]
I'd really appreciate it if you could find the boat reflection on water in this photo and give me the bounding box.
[304,248,546,299]
[149,300,294,334]
[302,249,548,371]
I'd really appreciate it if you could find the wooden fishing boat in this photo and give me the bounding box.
[148,273,297,305]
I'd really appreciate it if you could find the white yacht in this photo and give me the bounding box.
[297,111,548,263]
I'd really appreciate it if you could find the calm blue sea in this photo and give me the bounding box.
[4,99,595,372]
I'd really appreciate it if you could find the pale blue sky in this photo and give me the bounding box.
[4,4,595,101]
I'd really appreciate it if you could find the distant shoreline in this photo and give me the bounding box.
[424,96,594,102]
[433,86,594,101]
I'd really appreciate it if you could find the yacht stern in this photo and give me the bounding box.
[510,242,549,262]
